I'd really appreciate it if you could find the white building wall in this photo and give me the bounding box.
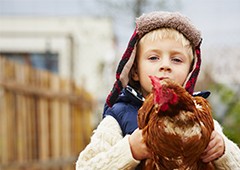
[0,16,115,100]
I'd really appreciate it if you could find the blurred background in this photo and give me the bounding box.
[0,0,239,169]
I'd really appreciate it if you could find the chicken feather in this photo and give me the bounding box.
[137,76,215,170]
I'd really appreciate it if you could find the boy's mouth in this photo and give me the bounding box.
[158,77,169,81]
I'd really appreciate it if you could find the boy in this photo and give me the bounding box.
[76,11,240,169]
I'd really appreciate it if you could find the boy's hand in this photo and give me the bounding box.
[201,130,225,162]
[129,128,152,160]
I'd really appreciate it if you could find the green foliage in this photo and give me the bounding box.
[209,83,240,146]
[210,83,234,103]
[222,101,240,144]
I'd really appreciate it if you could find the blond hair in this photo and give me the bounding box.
[138,28,195,60]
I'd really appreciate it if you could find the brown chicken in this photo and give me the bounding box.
[137,76,215,170]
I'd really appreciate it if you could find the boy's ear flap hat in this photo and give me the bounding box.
[106,11,202,107]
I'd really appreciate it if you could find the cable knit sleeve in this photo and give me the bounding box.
[75,116,140,170]
[213,120,240,170]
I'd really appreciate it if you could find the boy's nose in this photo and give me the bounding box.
[159,59,171,72]
[159,66,171,72]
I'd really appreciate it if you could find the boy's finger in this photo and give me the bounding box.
[203,138,216,153]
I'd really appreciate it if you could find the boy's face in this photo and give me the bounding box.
[133,38,192,97]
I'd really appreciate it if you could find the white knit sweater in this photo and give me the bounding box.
[76,116,240,170]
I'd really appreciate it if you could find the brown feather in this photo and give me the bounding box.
[138,78,215,170]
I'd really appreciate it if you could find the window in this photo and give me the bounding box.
[0,52,58,73]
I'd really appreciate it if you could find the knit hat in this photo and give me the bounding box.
[106,11,202,107]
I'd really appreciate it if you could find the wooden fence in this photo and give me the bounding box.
[0,56,94,170]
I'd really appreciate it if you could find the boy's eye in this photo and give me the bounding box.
[172,57,182,63]
[148,56,159,61]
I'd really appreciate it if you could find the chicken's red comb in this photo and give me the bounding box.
[149,76,163,104]
[149,76,178,108]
